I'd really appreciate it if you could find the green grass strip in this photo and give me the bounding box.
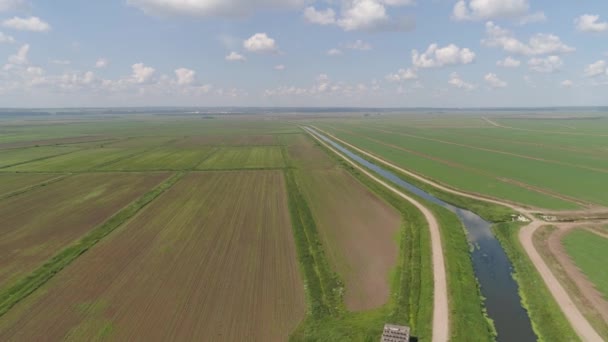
[0,172,184,317]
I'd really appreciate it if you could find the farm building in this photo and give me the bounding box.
[381,323,410,342]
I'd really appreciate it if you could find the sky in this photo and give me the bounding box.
[0,0,607,108]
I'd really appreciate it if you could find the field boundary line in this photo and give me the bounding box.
[0,148,85,170]
[0,172,183,317]
[304,127,449,342]
[0,174,71,201]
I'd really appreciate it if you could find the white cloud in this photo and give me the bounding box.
[336,0,414,32]
[327,48,343,56]
[303,7,335,25]
[7,43,29,65]
[584,60,606,77]
[452,0,543,22]
[412,43,476,68]
[528,56,563,73]
[0,31,14,43]
[225,51,246,61]
[127,0,307,18]
[95,58,109,68]
[344,39,371,51]
[448,72,475,90]
[0,0,24,12]
[482,22,575,56]
[3,16,51,32]
[274,64,285,71]
[560,80,573,88]
[175,68,196,85]
[131,63,155,83]
[575,15,608,33]
[484,73,507,88]
[385,68,417,82]
[497,56,521,68]
[243,33,278,53]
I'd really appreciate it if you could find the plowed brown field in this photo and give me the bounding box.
[0,173,169,289]
[0,171,305,341]
[288,134,401,311]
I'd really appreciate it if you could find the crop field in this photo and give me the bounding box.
[0,146,80,168]
[0,171,305,341]
[197,146,284,169]
[174,134,277,147]
[314,115,608,209]
[286,134,401,311]
[2,111,606,341]
[0,173,169,290]
[101,147,214,170]
[0,174,60,196]
[6,147,142,172]
[563,230,608,300]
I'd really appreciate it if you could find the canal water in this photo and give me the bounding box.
[307,127,536,342]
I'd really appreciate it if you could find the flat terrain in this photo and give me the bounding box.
[563,230,608,301]
[0,173,169,290]
[197,146,284,169]
[0,171,305,341]
[6,148,141,172]
[101,147,214,170]
[0,146,79,168]
[315,115,608,209]
[0,173,60,196]
[287,134,401,311]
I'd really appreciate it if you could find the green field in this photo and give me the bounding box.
[0,146,79,168]
[6,148,141,172]
[563,230,608,300]
[314,116,608,209]
[101,147,214,170]
[197,146,284,169]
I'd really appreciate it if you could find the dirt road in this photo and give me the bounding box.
[311,125,604,342]
[521,222,603,341]
[304,128,449,342]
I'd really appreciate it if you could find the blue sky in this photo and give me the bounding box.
[0,0,607,107]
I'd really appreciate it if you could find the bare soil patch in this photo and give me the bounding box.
[289,134,401,311]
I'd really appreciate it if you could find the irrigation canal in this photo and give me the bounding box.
[306,127,537,342]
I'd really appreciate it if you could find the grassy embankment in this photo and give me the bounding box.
[0,172,183,317]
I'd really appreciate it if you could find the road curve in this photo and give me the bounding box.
[304,127,449,342]
[310,126,604,342]
[519,222,603,342]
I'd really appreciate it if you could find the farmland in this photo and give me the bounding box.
[0,110,607,341]
[285,134,402,311]
[313,115,608,210]
[197,146,284,169]
[0,173,169,290]
[0,171,305,341]
[563,230,608,300]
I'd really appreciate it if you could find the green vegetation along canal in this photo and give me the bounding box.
[307,127,536,342]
